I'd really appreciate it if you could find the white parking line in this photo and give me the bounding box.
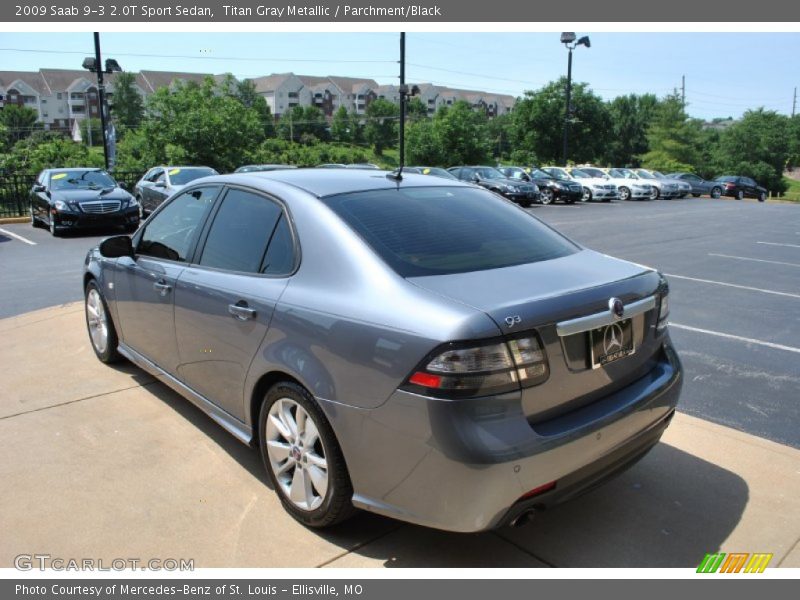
[757,241,800,249]
[0,228,36,246]
[664,273,800,299]
[708,253,800,268]
[671,323,800,355]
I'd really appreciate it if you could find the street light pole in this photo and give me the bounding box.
[559,32,590,167]
[399,32,406,169]
[562,47,573,166]
[93,32,109,171]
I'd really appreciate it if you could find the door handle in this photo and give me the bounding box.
[228,302,257,321]
[153,280,172,295]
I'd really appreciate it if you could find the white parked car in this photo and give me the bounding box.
[543,167,618,202]
[632,169,687,199]
[579,167,654,201]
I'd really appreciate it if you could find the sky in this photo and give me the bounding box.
[1,31,798,120]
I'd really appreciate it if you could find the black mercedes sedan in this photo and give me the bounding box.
[448,166,538,207]
[30,168,140,236]
[713,176,767,202]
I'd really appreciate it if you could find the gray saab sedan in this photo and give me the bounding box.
[83,169,682,532]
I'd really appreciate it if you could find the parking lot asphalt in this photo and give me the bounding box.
[1,196,797,447]
[1,196,799,568]
[1,302,799,567]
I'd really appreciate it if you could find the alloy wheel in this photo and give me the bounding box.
[711,187,721,199]
[266,398,329,512]
[540,189,553,205]
[581,187,591,202]
[86,288,109,355]
[619,187,630,201]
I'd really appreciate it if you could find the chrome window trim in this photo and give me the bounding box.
[556,295,657,337]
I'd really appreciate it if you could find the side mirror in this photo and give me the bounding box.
[154,181,166,189]
[99,235,134,259]
[33,184,46,193]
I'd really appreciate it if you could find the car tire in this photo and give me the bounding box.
[692,193,701,198]
[619,187,630,201]
[539,189,553,205]
[737,190,744,200]
[49,216,60,237]
[650,188,659,200]
[259,381,356,529]
[581,188,591,202]
[85,280,122,364]
[137,198,145,221]
[30,206,39,228]
[711,187,722,199]
[758,192,766,202]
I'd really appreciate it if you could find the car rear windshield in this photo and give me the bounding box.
[322,186,578,277]
[169,168,217,185]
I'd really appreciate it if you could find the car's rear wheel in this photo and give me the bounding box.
[737,190,744,200]
[711,187,722,199]
[759,191,766,202]
[85,280,122,363]
[581,187,591,202]
[259,382,356,528]
[618,186,630,201]
[539,189,553,205]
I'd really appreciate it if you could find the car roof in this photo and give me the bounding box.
[200,168,469,198]
[46,167,103,172]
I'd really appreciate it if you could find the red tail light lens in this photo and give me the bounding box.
[401,333,549,399]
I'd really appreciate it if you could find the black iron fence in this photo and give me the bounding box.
[0,171,145,218]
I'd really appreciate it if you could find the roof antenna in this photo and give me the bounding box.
[386,32,407,183]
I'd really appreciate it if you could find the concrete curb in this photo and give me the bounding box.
[0,217,30,224]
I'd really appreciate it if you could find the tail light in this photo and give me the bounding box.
[402,333,549,399]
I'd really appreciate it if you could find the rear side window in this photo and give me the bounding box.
[261,215,295,275]
[199,188,282,273]
[322,186,578,277]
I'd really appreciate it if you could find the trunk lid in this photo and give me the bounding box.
[408,250,664,422]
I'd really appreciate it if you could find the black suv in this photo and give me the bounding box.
[714,176,767,202]
[448,166,538,207]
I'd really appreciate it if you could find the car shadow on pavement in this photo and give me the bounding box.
[342,443,748,568]
[132,374,748,568]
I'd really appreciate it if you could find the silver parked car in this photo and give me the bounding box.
[83,170,682,532]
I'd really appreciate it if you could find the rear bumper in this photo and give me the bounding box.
[321,341,683,532]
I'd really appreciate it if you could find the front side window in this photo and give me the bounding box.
[199,189,283,274]
[322,186,578,277]
[137,186,219,262]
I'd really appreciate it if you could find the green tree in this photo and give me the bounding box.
[331,106,352,143]
[486,112,514,161]
[80,118,103,147]
[406,97,428,122]
[511,78,610,165]
[231,77,275,138]
[713,108,792,193]
[603,94,659,166]
[0,105,40,144]
[640,94,702,172]
[127,77,267,172]
[109,71,144,130]
[0,131,102,173]
[433,101,491,164]
[364,98,399,155]
[406,118,444,166]
[277,105,328,143]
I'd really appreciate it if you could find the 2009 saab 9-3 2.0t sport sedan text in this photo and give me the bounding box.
[83,169,682,532]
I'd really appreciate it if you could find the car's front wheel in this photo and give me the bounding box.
[759,191,766,202]
[49,215,60,237]
[737,190,744,200]
[85,280,122,363]
[618,186,630,201]
[650,187,659,200]
[581,187,591,202]
[539,189,553,205]
[711,187,722,199]
[30,206,39,228]
[259,382,356,528]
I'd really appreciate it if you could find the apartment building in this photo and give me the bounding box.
[1,68,516,131]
